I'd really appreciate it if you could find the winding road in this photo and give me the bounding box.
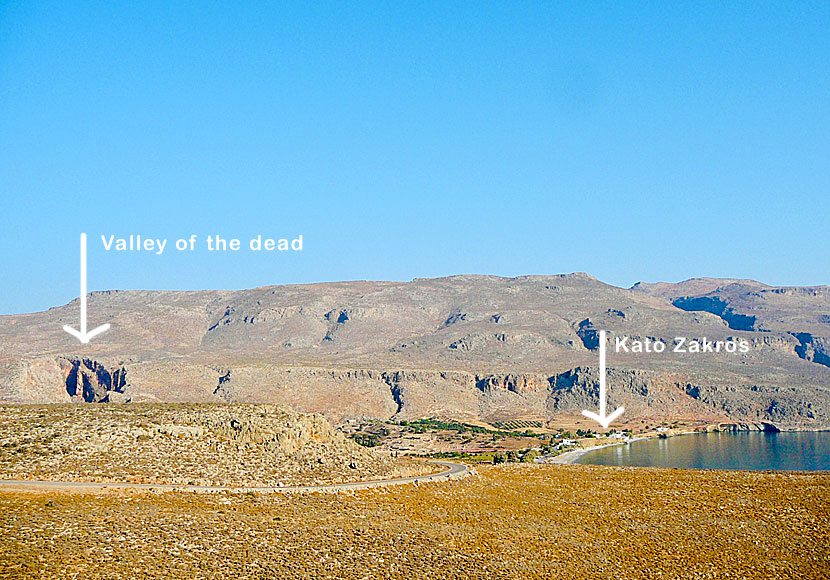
[0,460,470,494]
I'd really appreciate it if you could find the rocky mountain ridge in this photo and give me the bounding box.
[1,274,828,429]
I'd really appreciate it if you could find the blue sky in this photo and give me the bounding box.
[1,2,828,314]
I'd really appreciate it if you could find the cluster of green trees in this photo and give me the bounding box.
[397,418,515,437]
[351,433,382,447]
[492,449,540,464]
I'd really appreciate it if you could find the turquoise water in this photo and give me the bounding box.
[576,431,830,471]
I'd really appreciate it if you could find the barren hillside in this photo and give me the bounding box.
[0,404,423,486]
[1,274,828,429]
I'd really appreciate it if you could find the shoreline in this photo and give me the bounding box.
[546,429,830,472]
[546,431,696,465]
[545,441,628,464]
[550,423,769,465]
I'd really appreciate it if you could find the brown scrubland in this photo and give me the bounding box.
[1,464,827,580]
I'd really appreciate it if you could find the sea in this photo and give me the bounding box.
[576,431,830,471]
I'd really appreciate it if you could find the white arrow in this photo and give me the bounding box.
[62,233,110,344]
[581,329,624,429]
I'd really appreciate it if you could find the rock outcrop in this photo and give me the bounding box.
[0,404,420,486]
[59,357,128,403]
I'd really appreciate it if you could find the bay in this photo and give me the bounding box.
[576,431,830,471]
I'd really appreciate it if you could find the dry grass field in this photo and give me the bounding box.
[2,463,828,580]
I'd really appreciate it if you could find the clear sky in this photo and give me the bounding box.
[1,2,828,314]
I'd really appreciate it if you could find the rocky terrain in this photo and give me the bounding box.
[0,404,425,487]
[1,274,828,429]
[1,464,827,579]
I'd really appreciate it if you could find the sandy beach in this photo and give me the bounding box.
[545,441,625,464]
